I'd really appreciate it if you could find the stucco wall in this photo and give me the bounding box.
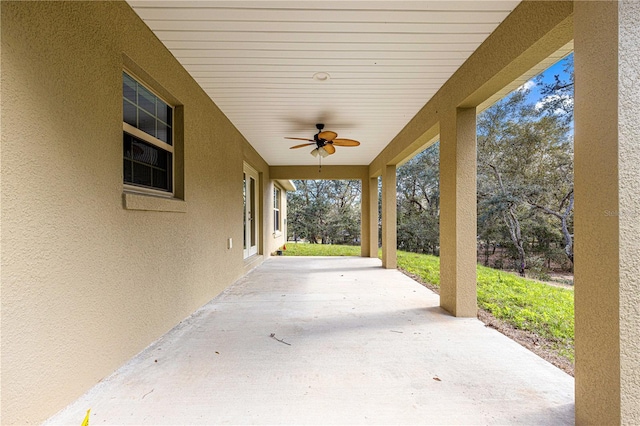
[574,1,640,423]
[1,2,269,424]
[618,2,640,421]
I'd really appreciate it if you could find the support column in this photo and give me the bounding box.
[369,177,379,258]
[381,165,397,269]
[439,108,477,317]
[574,1,640,423]
[360,177,370,257]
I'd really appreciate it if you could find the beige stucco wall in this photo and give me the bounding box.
[618,2,640,422]
[2,1,639,424]
[439,108,477,317]
[1,2,270,424]
[381,165,397,269]
[574,1,640,423]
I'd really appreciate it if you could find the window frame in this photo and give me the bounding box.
[123,70,175,197]
[273,186,281,234]
[243,163,260,258]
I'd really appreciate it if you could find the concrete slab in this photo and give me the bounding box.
[46,257,574,425]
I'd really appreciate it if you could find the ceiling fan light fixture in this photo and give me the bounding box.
[311,148,319,157]
[318,147,330,158]
[312,72,330,82]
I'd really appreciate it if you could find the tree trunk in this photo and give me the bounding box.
[502,206,526,277]
[490,164,526,276]
[528,190,574,266]
[560,212,574,264]
[484,242,490,266]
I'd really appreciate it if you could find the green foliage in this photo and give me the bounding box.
[283,244,574,360]
[393,58,575,275]
[526,255,552,281]
[287,180,361,245]
[535,55,574,124]
[476,74,574,274]
[396,144,440,255]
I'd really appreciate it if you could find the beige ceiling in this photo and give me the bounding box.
[128,1,520,166]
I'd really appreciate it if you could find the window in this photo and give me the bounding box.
[123,71,173,193]
[273,187,281,233]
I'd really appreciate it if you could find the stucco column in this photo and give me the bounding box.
[574,1,640,424]
[439,108,477,317]
[369,177,379,258]
[381,165,397,269]
[360,177,371,257]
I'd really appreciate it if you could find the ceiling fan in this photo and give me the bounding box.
[286,123,360,158]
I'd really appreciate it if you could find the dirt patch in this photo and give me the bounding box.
[400,269,574,377]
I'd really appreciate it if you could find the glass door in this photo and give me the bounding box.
[243,164,259,258]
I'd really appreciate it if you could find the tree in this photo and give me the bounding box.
[535,55,574,124]
[287,180,361,245]
[393,56,575,277]
[478,90,531,276]
[527,191,574,265]
[530,55,575,266]
[325,180,361,245]
[477,86,573,276]
[396,143,440,254]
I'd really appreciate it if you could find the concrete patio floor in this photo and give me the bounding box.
[47,256,574,425]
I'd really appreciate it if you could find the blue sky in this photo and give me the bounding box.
[522,53,574,108]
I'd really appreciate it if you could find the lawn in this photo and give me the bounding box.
[280,243,574,362]
[281,243,361,256]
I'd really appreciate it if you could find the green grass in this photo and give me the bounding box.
[476,264,573,345]
[279,243,574,361]
[397,251,441,287]
[281,243,361,256]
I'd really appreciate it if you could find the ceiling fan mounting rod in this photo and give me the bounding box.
[314,123,326,145]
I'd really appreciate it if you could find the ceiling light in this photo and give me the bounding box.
[311,148,319,157]
[312,72,330,82]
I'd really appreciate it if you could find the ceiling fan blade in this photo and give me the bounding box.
[285,137,314,142]
[318,131,337,141]
[332,138,360,147]
[289,142,316,149]
[323,143,336,155]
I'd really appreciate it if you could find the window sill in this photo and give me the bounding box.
[123,192,187,213]
[273,231,282,238]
